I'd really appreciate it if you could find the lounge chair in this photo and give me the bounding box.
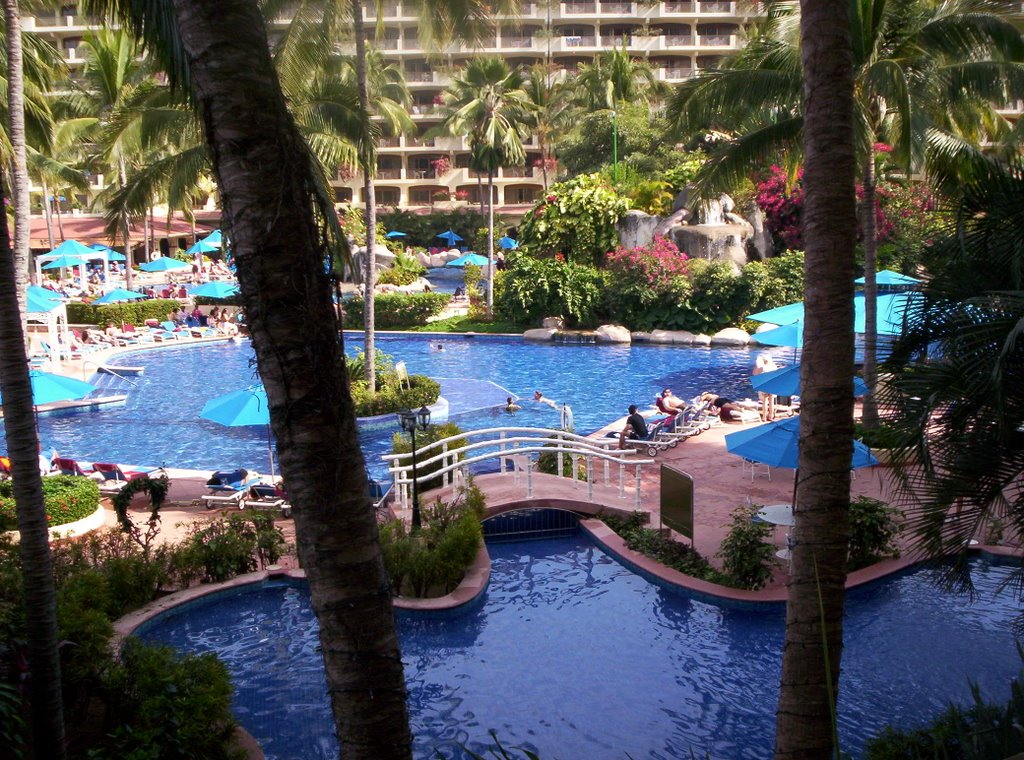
[611,417,678,457]
[242,482,292,517]
[203,468,259,509]
[92,462,154,494]
[54,457,95,478]
[0,456,10,479]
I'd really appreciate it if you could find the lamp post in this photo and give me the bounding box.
[397,405,431,530]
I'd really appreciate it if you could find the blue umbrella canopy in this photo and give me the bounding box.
[435,229,463,245]
[92,288,147,305]
[89,243,126,261]
[201,229,223,246]
[725,416,878,470]
[445,253,489,268]
[0,370,96,406]
[46,239,95,258]
[201,385,270,427]
[189,281,240,299]
[856,269,920,286]
[385,230,407,239]
[750,293,918,338]
[750,363,869,397]
[498,236,518,249]
[186,239,220,255]
[139,256,191,272]
[41,254,87,270]
[27,286,62,313]
[753,320,804,348]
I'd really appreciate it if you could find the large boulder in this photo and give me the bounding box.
[594,324,631,343]
[650,329,698,345]
[745,202,775,261]
[415,251,431,268]
[429,253,448,268]
[617,209,660,250]
[523,328,557,341]
[670,224,752,272]
[542,316,565,330]
[710,328,752,346]
[691,334,713,346]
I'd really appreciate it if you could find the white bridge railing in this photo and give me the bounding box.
[382,426,655,512]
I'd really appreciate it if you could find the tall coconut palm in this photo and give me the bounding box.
[0,165,67,759]
[667,0,1024,427]
[522,63,571,190]
[774,0,858,754]
[436,57,532,316]
[85,0,413,756]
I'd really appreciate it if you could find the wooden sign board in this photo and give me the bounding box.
[660,465,694,543]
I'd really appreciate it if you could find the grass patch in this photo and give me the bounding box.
[411,316,523,334]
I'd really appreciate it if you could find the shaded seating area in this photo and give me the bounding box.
[202,468,260,509]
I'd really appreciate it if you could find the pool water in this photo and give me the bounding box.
[139,533,1023,760]
[15,335,769,476]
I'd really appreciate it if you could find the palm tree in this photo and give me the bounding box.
[773,0,858,754]
[667,0,1024,427]
[85,0,414,756]
[522,63,571,190]
[436,57,532,316]
[0,165,67,758]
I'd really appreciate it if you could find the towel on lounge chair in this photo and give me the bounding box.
[92,462,154,494]
[54,458,94,477]
[206,468,253,492]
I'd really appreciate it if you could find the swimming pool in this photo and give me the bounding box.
[15,334,769,475]
[138,531,1023,759]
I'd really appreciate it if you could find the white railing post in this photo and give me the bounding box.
[557,434,563,479]
[634,465,642,509]
[604,459,610,485]
[526,455,533,497]
[442,442,450,488]
[618,462,625,498]
[587,456,594,501]
[499,432,507,474]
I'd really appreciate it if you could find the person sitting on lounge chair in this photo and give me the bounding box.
[659,389,688,414]
[619,404,649,449]
[701,392,745,424]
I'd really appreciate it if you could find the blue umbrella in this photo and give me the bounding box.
[92,288,148,305]
[385,230,407,239]
[748,300,805,324]
[0,369,96,406]
[726,416,878,471]
[753,320,804,348]
[445,253,490,268]
[190,281,240,299]
[751,293,917,338]
[41,254,87,270]
[435,229,463,246]
[27,286,62,313]
[856,269,920,286]
[186,239,220,255]
[89,243,126,262]
[139,256,191,273]
[751,363,869,397]
[46,239,95,258]
[498,236,518,249]
[201,384,275,476]
[200,229,223,246]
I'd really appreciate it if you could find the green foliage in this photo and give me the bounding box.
[96,638,241,760]
[0,475,100,531]
[536,444,588,480]
[379,483,484,598]
[604,236,692,331]
[0,682,25,759]
[867,670,1024,760]
[66,299,182,326]
[391,422,466,492]
[737,250,806,319]
[660,151,709,193]
[407,316,521,333]
[344,348,394,386]
[377,248,427,286]
[338,205,386,247]
[627,179,674,215]
[848,497,902,571]
[377,208,491,250]
[716,506,776,590]
[854,421,905,449]
[494,252,608,327]
[350,374,441,417]
[602,511,727,584]
[518,173,630,267]
[342,291,451,329]
[170,513,285,585]
[683,259,754,331]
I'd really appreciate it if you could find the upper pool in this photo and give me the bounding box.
[19,334,769,474]
[138,532,1024,759]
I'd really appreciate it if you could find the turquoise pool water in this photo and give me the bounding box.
[139,532,1023,759]
[15,335,769,475]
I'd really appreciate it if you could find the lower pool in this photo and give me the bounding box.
[138,532,1023,759]
[14,334,768,476]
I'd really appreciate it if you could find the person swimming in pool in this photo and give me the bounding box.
[505,396,521,414]
[533,390,558,409]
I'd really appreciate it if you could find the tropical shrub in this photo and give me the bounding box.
[604,236,691,330]
[0,475,100,531]
[494,252,608,327]
[602,511,725,583]
[737,249,806,320]
[755,165,805,251]
[716,506,776,590]
[847,496,902,571]
[66,298,182,326]
[377,248,427,287]
[350,374,441,417]
[169,512,285,585]
[342,291,451,328]
[379,483,485,597]
[681,259,754,332]
[518,173,630,267]
[390,422,466,493]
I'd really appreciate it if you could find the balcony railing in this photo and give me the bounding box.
[663,1,696,12]
[376,169,402,180]
[406,137,436,148]
[405,71,434,82]
[564,35,597,47]
[699,33,734,46]
[376,38,400,49]
[602,1,633,12]
[602,35,632,46]
[699,0,733,11]
[407,168,437,179]
[562,2,597,13]
[503,36,533,48]
[661,67,693,79]
[665,34,694,45]
[502,166,534,178]
[379,137,401,148]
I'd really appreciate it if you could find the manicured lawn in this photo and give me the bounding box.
[411,316,522,334]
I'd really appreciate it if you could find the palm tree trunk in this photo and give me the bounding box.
[118,156,134,291]
[477,171,484,216]
[486,168,494,317]
[353,0,376,394]
[775,0,857,756]
[53,192,65,242]
[860,156,879,427]
[167,2,411,757]
[0,166,68,760]
[42,180,55,252]
[5,0,30,335]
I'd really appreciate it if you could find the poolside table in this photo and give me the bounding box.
[756,503,794,527]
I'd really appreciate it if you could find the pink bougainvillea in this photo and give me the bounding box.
[606,235,689,289]
[755,165,805,250]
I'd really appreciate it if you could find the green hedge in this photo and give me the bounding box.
[342,292,451,329]
[193,295,243,307]
[66,299,182,326]
[351,374,440,417]
[0,475,101,531]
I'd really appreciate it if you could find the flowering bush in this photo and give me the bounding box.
[454,189,470,201]
[607,236,689,289]
[755,165,805,250]
[495,252,608,327]
[430,156,451,176]
[517,173,630,266]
